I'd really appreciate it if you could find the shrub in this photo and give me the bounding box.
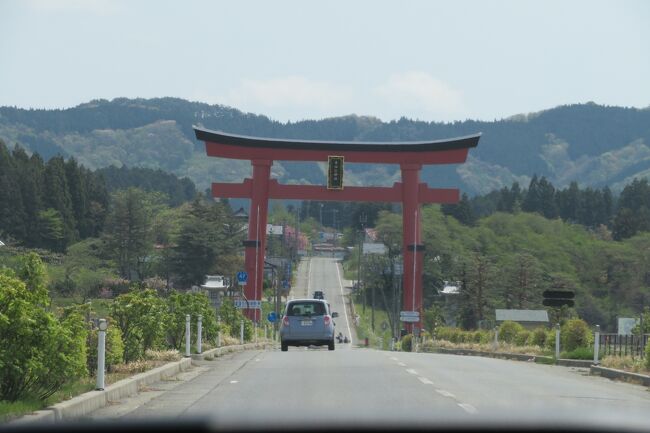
[218,298,253,341]
[561,347,594,360]
[514,330,531,346]
[0,268,88,402]
[561,319,593,352]
[165,291,218,350]
[645,343,650,370]
[498,321,524,344]
[545,329,557,350]
[528,327,548,347]
[110,288,168,362]
[401,335,413,352]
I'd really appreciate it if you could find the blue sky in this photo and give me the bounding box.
[0,0,648,122]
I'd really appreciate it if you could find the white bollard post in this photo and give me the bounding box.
[185,314,191,357]
[96,319,107,390]
[197,314,202,354]
[593,325,600,365]
[555,323,561,360]
[390,338,395,351]
[240,319,244,344]
[493,326,499,350]
[217,316,221,348]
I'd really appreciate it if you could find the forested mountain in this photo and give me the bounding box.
[1,98,649,194]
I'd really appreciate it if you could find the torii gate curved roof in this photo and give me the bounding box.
[194,126,481,165]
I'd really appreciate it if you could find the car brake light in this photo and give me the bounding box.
[324,315,331,326]
[283,316,290,327]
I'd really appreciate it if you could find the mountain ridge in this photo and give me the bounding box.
[1,98,649,194]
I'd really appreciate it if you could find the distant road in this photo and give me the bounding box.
[88,257,650,429]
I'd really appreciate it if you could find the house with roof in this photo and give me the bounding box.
[495,309,549,329]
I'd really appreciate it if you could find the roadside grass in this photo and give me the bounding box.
[600,355,649,374]
[351,301,394,350]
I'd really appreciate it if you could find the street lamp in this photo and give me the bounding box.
[358,212,367,313]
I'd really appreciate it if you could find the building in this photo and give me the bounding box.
[495,309,550,329]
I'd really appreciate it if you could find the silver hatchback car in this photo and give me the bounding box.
[280,299,338,351]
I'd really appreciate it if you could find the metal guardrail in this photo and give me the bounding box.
[599,333,649,358]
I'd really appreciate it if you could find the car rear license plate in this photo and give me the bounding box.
[300,320,313,326]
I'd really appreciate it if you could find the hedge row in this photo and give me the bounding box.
[434,319,594,352]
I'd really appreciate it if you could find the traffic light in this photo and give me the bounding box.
[542,290,575,307]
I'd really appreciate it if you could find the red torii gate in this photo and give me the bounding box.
[194,127,480,328]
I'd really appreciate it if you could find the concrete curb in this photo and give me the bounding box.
[428,347,650,387]
[590,365,650,387]
[11,342,273,424]
[191,341,275,360]
[429,347,591,367]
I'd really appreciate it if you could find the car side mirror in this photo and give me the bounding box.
[332,312,339,318]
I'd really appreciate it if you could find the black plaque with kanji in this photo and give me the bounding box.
[327,155,344,190]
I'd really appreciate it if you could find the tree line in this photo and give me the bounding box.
[443,175,650,240]
[0,140,199,252]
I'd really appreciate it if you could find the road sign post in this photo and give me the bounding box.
[400,311,420,323]
[237,271,248,286]
[555,323,560,359]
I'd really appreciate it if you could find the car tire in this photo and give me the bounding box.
[281,341,288,352]
[328,339,335,351]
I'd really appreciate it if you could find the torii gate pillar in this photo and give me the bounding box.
[244,160,272,322]
[401,163,423,331]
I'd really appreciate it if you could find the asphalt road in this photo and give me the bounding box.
[87,257,650,430]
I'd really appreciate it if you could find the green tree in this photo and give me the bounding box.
[0,262,87,401]
[109,288,168,362]
[165,291,218,350]
[104,188,165,280]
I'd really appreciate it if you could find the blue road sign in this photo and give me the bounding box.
[282,280,289,289]
[267,312,277,323]
[237,271,248,285]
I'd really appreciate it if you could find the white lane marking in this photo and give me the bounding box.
[458,403,478,414]
[230,380,238,384]
[418,377,434,385]
[397,362,407,367]
[255,359,260,362]
[334,259,353,342]
[436,389,455,398]
[390,357,399,361]
[405,368,418,375]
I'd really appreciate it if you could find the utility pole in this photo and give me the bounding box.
[358,212,367,313]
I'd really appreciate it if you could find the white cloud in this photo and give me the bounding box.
[26,0,121,15]
[374,71,465,120]
[213,72,466,122]
[220,76,351,120]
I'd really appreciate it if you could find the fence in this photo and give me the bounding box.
[599,333,649,358]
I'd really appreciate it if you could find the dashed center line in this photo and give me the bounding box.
[435,389,455,398]
[405,368,418,375]
[229,380,239,384]
[417,377,434,385]
[397,362,407,367]
[458,403,478,414]
[390,357,399,361]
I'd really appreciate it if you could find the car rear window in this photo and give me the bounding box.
[287,301,326,317]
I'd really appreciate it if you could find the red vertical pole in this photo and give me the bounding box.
[244,160,272,322]
[401,163,423,333]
